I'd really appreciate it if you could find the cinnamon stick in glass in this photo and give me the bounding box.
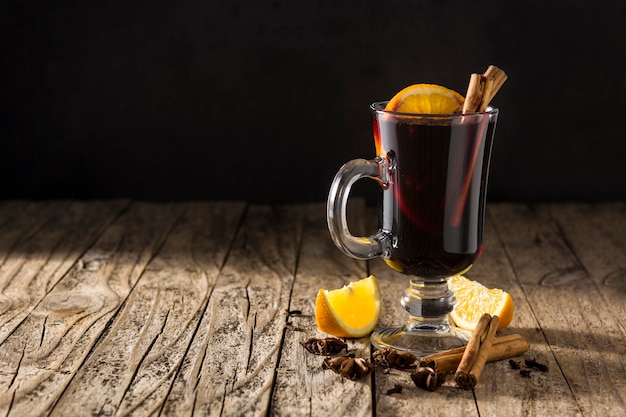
[462,73,488,113]
[451,65,507,227]
[481,65,508,108]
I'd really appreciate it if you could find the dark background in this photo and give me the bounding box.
[2,0,625,203]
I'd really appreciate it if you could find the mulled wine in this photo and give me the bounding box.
[374,114,497,278]
[327,69,505,355]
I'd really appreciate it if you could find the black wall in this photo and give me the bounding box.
[2,0,625,203]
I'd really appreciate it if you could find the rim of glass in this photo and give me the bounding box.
[370,101,499,118]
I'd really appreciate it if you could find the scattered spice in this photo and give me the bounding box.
[385,384,403,395]
[373,348,417,369]
[525,358,549,372]
[508,359,521,369]
[510,357,548,378]
[411,367,445,392]
[520,369,532,378]
[300,337,347,356]
[322,355,375,380]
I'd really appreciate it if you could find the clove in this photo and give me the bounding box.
[508,359,521,369]
[385,384,403,395]
[525,358,549,372]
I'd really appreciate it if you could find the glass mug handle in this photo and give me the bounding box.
[327,157,390,259]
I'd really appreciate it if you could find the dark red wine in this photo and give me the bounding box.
[374,114,496,278]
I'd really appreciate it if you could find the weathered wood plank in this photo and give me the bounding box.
[272,201,372,417]
[0,201,49,251]
[0,202,182,417]
[551,203,626,329]
[550,203,626,411]
[0,201,69,288]
[0,200,28,229]
[357,204,475,416]
[490,203,626,417]
[370,244,477,415]
[369,203,585,417]
[0,201,623,417]
[469,207,582,416]
[0,200,128,346]
[159,204,303,417]
[47,202,245,417]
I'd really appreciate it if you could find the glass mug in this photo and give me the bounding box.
[327,102,498,355]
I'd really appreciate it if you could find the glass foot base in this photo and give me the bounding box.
[370,324,471,357]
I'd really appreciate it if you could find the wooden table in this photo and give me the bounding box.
[0,200,624,416]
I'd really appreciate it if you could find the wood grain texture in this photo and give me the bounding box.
[551,203,626,327]
[470,208,582,416]
[49,202,245,417]
[272,202,372,417]
[174,204,303,417]
[0,202,182,416]
[490,203,626,417]
[0,201,129,345]
[371,255,478,416]
[0,202,623,417]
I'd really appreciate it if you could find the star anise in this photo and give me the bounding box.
[322,355,375,380]
[373,348,417,369]
[411,366,446,392]
[300,337,347,356]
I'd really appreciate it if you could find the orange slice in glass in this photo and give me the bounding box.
[384,83,464,114]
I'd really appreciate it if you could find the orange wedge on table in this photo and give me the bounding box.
[385,83,465,114]
[315,275,381,338]
[448,275,514,331]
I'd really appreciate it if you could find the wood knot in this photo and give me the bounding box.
[79,259,104,271]
[0,294,13,315]
[40,292,103,316]
[540,267,588,287]
[603,269,626,289]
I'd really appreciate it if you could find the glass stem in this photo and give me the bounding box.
[401,278,456,332]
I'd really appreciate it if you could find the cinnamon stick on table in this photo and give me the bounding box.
[420,333,530,373]
[455,314,500,390]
